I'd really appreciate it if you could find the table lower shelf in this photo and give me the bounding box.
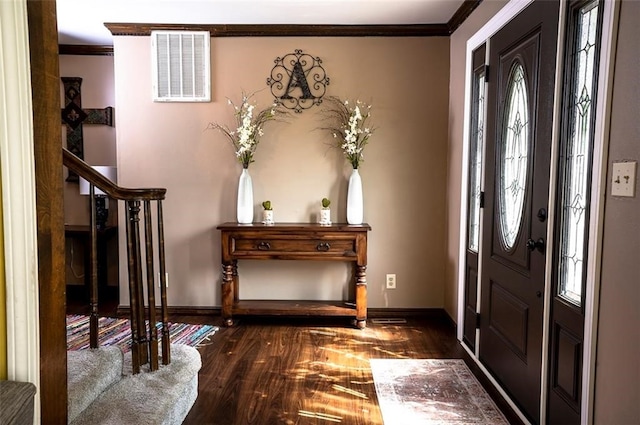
[231,300,357,316]
[224,300,366,328]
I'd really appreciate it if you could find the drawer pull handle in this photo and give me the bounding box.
[257,241,271,250]
[316,242,331,252]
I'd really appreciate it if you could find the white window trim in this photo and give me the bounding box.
[457,0,620,424]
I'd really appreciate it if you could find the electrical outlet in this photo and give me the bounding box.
[386,274,396,289]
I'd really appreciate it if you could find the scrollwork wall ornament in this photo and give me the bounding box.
[267,49,329,113]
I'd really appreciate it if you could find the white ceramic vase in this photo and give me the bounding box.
[237,168,253,224]
[347,168,363,225]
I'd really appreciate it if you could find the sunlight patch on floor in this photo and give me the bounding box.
[308,329,338,337]
[320,346,368,363]
[372,346,410,358]
[319,373,340,382]
[298,410,342,423]
[332,384,369,399]
[308,361,370,371]
[350,379,374,385]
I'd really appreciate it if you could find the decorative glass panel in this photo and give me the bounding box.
[557,0,599,306]
[468,73,486,253]
[499,62,530,250]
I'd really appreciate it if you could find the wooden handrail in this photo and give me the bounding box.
[62,148,166,201]
[63,147,170,373]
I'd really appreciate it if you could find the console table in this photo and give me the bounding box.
[217,223,371,328]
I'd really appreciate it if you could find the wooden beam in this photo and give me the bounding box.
[26,0,67,422]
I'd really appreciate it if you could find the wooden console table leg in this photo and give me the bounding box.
[355,265,367,329]
[232,260,239,304]
[222,263,234,326]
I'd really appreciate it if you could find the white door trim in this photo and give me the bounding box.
[458,0,620,424]
[0,0,41,422]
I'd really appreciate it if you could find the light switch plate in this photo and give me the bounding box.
[611,161,637,197]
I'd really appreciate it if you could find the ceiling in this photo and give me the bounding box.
[56,0,467,45]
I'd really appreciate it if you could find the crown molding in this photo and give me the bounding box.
[448,0,483,34]
[59,44,114,56]
[72,0,482,52]
[105,22,453,37]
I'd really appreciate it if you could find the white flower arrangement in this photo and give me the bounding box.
[208,92,287,168]
[323,96,375,169]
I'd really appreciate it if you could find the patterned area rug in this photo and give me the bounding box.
[66,314,218,352]
[370,359,508,425]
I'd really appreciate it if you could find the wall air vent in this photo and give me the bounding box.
[151,31,210,102]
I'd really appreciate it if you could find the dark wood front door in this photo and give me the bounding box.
[479,1,559,423]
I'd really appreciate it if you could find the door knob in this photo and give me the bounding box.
[526,238,545,252]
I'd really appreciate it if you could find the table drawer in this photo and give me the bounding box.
[231,237,356,255]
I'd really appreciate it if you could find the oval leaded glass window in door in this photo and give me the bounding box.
[498,62,530,250]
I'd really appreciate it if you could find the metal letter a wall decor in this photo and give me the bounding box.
[267,49,329,113]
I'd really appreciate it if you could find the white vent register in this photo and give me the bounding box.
[151,31,210,102]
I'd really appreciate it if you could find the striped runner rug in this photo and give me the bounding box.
[66,314,218,352]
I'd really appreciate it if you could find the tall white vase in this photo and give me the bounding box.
[347,168,363,225]
[237,168,253,224]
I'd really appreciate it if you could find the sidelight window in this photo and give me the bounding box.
[468,70,486,253]
[556,0,602,306]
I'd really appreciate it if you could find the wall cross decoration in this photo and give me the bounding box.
[267,49,329,113]
[61,77,114,181]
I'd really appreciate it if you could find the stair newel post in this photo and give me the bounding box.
[89,184,99,348]
[157,200,171,365]
[125,199,146,373]
[143,200,159,371]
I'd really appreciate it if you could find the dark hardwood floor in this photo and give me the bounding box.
[66,290,523,425]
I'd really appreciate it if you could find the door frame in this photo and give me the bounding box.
[456,0,620,423]
[0,0,41,420]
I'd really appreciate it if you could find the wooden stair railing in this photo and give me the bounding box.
[63,148,170,374]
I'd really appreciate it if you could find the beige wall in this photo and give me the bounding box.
[593,0,640,422]
[445,0,508,318]
[113,36,450,308]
